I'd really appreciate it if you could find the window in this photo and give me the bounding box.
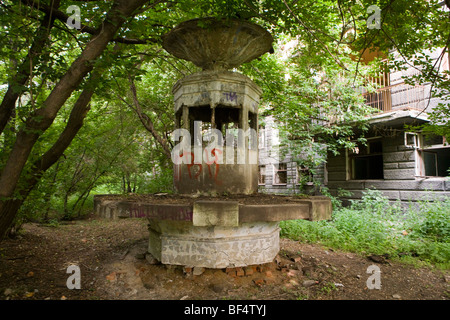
[258,165,266,185]
[405,132,419,148]
[418,134,450,177]
[297,165,313,185]
[350,139,384,180]
[421,149,450,177]
[274,163,287,185]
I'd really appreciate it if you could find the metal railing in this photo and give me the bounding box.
[362,82,426,113]
[363,87,392,112]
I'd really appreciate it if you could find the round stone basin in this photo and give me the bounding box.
[162,18,274,70]
[94,194,332,268]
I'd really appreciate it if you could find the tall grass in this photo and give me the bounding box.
[280,189,450,269]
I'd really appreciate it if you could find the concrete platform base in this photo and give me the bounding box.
[93,194,332,268]
[148,220,279,268]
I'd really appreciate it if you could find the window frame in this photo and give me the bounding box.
[273,163,288,185]
[416,134,450,178]
[296,164,314,186]
[347,138,384,180]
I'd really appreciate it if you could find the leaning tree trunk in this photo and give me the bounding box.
[0,70,101,236]
[0,0,148,239]
[0,0,61,135]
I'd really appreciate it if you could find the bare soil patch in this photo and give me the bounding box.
[0,217,448,301]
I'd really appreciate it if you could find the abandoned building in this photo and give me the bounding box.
[257,115,326,195]
[258,48,450,206]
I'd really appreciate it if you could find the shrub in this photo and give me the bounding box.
[411,199,450,243]
[280,189,450,268]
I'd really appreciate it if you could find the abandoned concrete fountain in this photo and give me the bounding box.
[94,18,332,269]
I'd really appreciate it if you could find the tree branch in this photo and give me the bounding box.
[281,0,349,71]
[0,0,149,240]
[19,0,159,45]
[0,0,61,136]
[128,77,172,159]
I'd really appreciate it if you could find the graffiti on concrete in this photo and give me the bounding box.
[129,204,193,221]
[174,149,222,185]
[204,148,222,185]
[223,91,237,102]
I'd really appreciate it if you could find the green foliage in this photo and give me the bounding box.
[410,200,450,243]
[280,189,450,268]
[134,167,174,194]
[240,31,379,172]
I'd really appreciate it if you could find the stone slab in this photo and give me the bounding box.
[383,168,416,180]
[239,204,310,222]
[399,191,449,202]
[193,201,239,227]
[95,195,333,223]
[343,190,401,201]
[291,198,332,221]
[327,181,365,190]
[364,180,446,191]
[383,151,415,163]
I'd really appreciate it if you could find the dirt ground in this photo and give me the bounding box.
[0,217,448,301]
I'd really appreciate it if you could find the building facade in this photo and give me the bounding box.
[258,49,450,205]
[326,49,450,205]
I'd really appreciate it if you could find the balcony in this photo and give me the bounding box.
[363,87,392,113]
[361,69,426,113]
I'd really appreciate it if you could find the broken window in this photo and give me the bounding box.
[274,163,288,185]
[350,139,384,180]
[297,165,313,185]
[419,134,450,177]
[405,132,419,148]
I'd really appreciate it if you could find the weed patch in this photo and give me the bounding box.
[281,189,450,269]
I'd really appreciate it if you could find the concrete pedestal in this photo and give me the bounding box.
[148,220,279,268]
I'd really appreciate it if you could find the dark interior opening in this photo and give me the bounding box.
[351,139,384,180]
[423,148,450,177]
[353,155,384,179]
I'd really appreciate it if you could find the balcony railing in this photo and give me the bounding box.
[362,82,426,113]
[361,69,392,113]
[363,87,392,113]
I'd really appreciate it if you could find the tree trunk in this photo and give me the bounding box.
[0,71,100,237]
[0,0,148,239]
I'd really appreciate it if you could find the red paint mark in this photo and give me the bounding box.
[176,149,223,185]
[181,152,202,180]
[204,148,222,185]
